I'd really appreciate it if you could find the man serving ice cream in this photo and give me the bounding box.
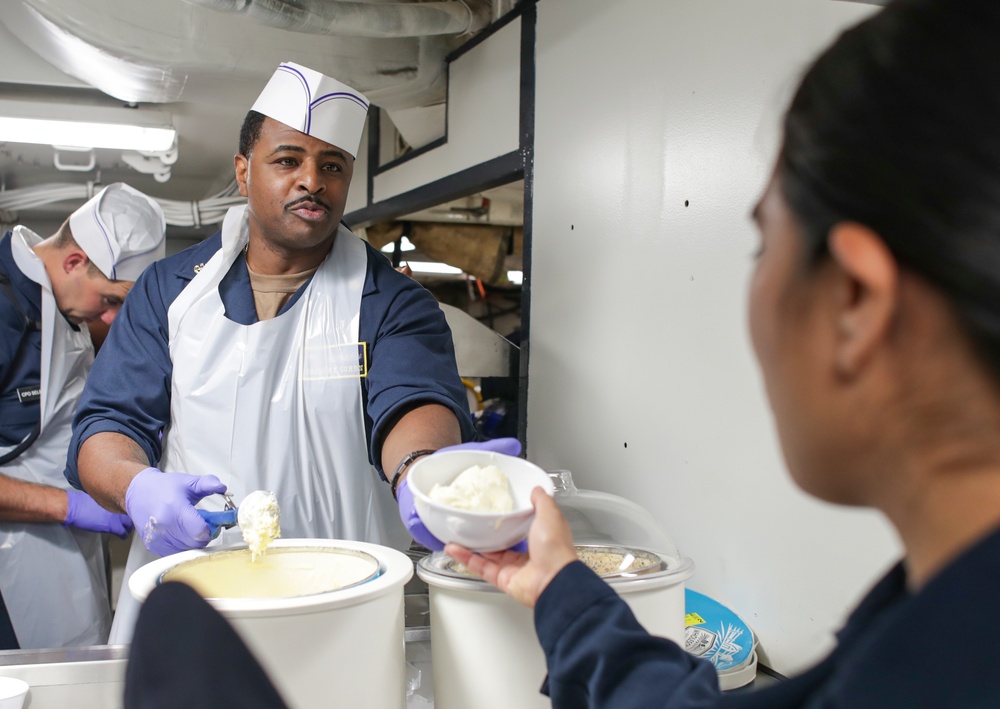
[66,61,489,643]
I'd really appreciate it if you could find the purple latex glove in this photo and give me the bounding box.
[437,438,523,458]
[63,489,134,539]
[125,467,227,556]
[397,438,525,552]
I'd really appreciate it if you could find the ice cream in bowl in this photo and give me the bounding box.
[406,449,555,552]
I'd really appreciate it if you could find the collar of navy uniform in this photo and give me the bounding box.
[0,232,43,321]
[172,227,378,325]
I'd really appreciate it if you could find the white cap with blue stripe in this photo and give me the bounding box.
[250,61,369,158]
[69,183,166,282]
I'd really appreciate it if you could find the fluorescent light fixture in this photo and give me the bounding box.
[407,261,463,275]
[0,100,175,152]
[0,117,175,151]
[380,236,417,254]
[506,270,523,285]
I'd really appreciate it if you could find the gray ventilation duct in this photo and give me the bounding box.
[183,0,491,38]
[0,1,187,103]
[0,0,476,108]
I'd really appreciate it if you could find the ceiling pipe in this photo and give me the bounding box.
[365,36,449,113]
[183,0,491,38]
[0,0,478,115]
[0,1,186,103]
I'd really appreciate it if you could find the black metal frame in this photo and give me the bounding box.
[344,0,536,449]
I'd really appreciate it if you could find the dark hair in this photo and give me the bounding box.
[238,110,266,157]
[59,220,110,278]
[778,0,1000,372]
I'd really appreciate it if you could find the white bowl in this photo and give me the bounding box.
[407,450,554,552]
[0,676,28,709]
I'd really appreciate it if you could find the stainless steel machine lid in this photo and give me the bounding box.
[417,543,693,593]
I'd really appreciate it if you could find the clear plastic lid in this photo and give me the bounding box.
[549,470,680,559]
[418,470,692,589]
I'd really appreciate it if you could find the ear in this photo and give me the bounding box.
[235,153,250,197]
[63,250,89,274]
[826,223,899,379]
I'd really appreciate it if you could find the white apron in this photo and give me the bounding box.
[0,227,111,648]
[110,206,409,643]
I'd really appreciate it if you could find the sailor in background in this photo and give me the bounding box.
[66,62,478,644]
[0,183,165,649]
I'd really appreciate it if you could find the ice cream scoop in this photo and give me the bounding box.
[197,494,238,538]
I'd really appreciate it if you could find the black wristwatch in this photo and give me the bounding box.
[390,449,437,500]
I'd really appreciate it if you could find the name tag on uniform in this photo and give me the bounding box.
[302,342,368,381]
[16,386,41,404]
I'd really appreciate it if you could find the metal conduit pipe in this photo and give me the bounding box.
[183,0,491,38]
[0,1,188,103]
[0,180,246,229]
[365,36,450,113]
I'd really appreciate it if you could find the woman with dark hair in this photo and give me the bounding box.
[448,0,1000,706]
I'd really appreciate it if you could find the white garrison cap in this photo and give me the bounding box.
[250,61,369,158]
[69,183,166,281]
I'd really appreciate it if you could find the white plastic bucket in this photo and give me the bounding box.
[417,551,693,709]
[0,676,28,709]
[129,539,413,709]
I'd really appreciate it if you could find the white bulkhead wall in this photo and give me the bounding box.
[372,18,522,203]
[529,0,896,674]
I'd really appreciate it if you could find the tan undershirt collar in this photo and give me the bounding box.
[245,261,318,321]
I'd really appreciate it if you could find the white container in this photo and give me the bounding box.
[0,676,28,709]
[129,539,413,709]
[416,470,694,709]
[418,550,693,709]
[407,449,555,551]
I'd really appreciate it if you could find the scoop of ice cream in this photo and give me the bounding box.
[428,464,514,513]
[237,490,281,561]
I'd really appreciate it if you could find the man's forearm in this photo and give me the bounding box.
[381,403,462,487]
[0,472,68,523]
[78,431,151,513]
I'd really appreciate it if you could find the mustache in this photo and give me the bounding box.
[285,195,331,211]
